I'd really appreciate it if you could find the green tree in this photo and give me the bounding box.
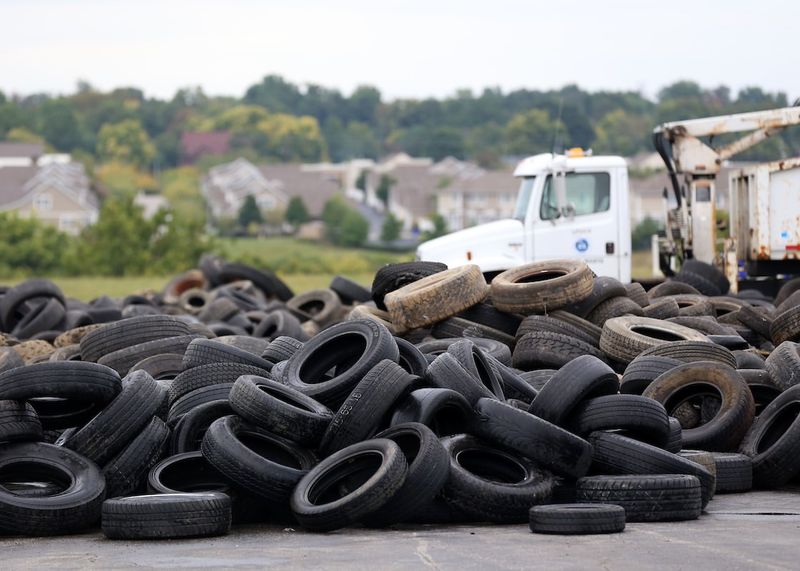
[161,166,205,223]
[322,195,368,247]
[238,194,263,228]
[285,196,310,227]
[593,109,652,156]
[355,169,368,191]
[380,213,402,242]
[376,174,396,207]
[422,213,448,241]
[505,109,565,155]
[0,212,72,276]
[96,119,156,168]
[40,99,84,151]
[631,217,663,250]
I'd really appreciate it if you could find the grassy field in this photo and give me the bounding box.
[2,238,656,301]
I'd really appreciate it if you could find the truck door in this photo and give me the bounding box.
[529,170,622,279]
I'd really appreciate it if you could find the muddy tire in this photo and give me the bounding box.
[490,260,593,314]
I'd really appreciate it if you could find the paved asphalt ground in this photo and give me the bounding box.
[3,488,800,570]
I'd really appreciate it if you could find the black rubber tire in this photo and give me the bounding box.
[281,319,399,407]
[560,276,628,318]
[620,356,682,395]
[527,355,619,427]
[425,352,495,405]
[394,337,429,377]
[642,298,680,320]
[261,336,304,364]
[217,262,293,301]
[457,302,522,337]
[63,370,167,465]
[446,339,505,400]
[79,315,190,363]
[230,376,332,447]
[648,280,701,299]
[168,383,234,424]
[329,275,371,305]
[253,310,307,341]
[518,369,558,391]
[638,340,737,369]
[577,474,701,522]
[674,270,722,296]
[290,438,408,532]
[319,360,417,455]
[665,417,683,453]
[0,347,25,374]
[513,331,608,370]
[473,398,592,479]
[364,423,450,527]
[201,415,316,504]
[182,338,273,373]
[568,394,670,447]
[416,337,512,365]
[214,335,270,356]
[625,282,650,307]
[0,279,65,332]
[548,310,603,344]
[733,350,766,370]
[711,452,753,493]
[490,260,594,314]
[529,503,626,535]
[0,361,121,403]
[515,314,599,347]
[586,296,644,327]
[487,354,539,403]
[390,388,474,437]
[764,341,800,391]
[169,400,232,454]
[286,289,343,327]
[643,362,755,452]
[169,362,269,404]
[102,492,231,539]
[739,384,800,488]
[667,315,732,335]
[0,400,42,443]
[431,316,515,349]
[0,442,105,535]
[98,334,200,376]
[587,431,714,507]
[103,416,170,497]
[439,434,554,523]
[681,259,730,294]
[677,449,718,500]
[371,261,448,310]
[129,353,185,381]
[12,297,66,340]
[737,304,773,339]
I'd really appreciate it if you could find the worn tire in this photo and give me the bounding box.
[529,503,626,535]
[513,331,608,370]
[490,260,593,314]
[601,316,709,364]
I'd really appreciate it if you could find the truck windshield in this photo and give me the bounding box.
[514,177,535,220]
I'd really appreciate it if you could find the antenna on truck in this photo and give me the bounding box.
[552,96,564,154]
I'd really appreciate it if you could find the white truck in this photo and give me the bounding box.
[418,106,800,294]
[416,150,632,282]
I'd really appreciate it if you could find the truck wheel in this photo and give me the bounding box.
[490,260,593,314]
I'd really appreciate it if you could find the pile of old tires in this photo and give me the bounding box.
[0,255,799,538]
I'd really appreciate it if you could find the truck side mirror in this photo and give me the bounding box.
[555,171,567,219]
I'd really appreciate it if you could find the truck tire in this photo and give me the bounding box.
[439,434,554,523]
[474,398,593,479]
[513,331,608,370]
[529,503,626,535]
[739,384,800,488]
[490,260,593,314]
[643,362,754,452]
[290,438,408,532]
[102,492,231,539]
[577,474,701,522]
[385,265,488,332]
[600,316,709,364]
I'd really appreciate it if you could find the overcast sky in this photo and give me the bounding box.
[1,0,795,102]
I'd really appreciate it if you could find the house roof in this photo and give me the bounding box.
[258,164,343,217]
[0,166,38,207]
[0,142,44,159]
[180,132,231,163]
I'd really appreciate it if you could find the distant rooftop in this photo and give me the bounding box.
[0,142,45,158]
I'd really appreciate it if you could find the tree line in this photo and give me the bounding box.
[1,78,797,172]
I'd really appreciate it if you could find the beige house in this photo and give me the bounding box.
[0,163,98,234]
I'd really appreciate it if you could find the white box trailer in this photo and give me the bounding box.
[728,158,800,289]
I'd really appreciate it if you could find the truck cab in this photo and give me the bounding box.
[416,151,632,282]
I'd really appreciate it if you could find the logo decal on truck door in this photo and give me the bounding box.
[575,238,589,252]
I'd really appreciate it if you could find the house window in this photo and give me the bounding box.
[34,193,52,211]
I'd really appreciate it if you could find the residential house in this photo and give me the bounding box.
[0,162,99,234]
[0,142,70,168]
